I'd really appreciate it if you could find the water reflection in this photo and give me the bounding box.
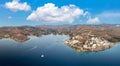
[0,35,120,66]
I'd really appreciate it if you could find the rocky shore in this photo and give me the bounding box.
[0,25,120,51]
[65,35,114,52]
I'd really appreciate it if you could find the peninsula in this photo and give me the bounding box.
[0,25,120,52]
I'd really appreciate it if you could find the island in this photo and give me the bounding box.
[0,25,120,52]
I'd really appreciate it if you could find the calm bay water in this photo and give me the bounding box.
[0,34,120,66]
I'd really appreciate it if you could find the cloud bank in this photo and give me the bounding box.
[97,12,120,24]
[27,3,84,23]
[5,0,31,12]
[87,17,100,24]
[4,1,100,24]
[98,12,120,18]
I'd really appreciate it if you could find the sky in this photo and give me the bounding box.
[0,0,120,26]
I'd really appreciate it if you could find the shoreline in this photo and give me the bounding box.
[65,35,115,52]
[0,25,120,52]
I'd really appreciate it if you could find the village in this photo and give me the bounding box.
[0,25,120,52]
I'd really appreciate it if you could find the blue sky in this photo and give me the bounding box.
[0,0,120,26]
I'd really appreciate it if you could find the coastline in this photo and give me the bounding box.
[65,35,115,52]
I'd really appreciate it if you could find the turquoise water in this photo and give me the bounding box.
[0,34,120,66]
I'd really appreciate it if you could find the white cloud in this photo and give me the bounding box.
[8,16,12,19]
[83,11,90,17]
[5,0,31,12]
[27,3,84,23]
[87,17,100,24]
[96,12,120,24]
[98,12,120,18]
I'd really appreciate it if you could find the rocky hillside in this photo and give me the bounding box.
[0,25,120,52]
[65,34,114,52]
